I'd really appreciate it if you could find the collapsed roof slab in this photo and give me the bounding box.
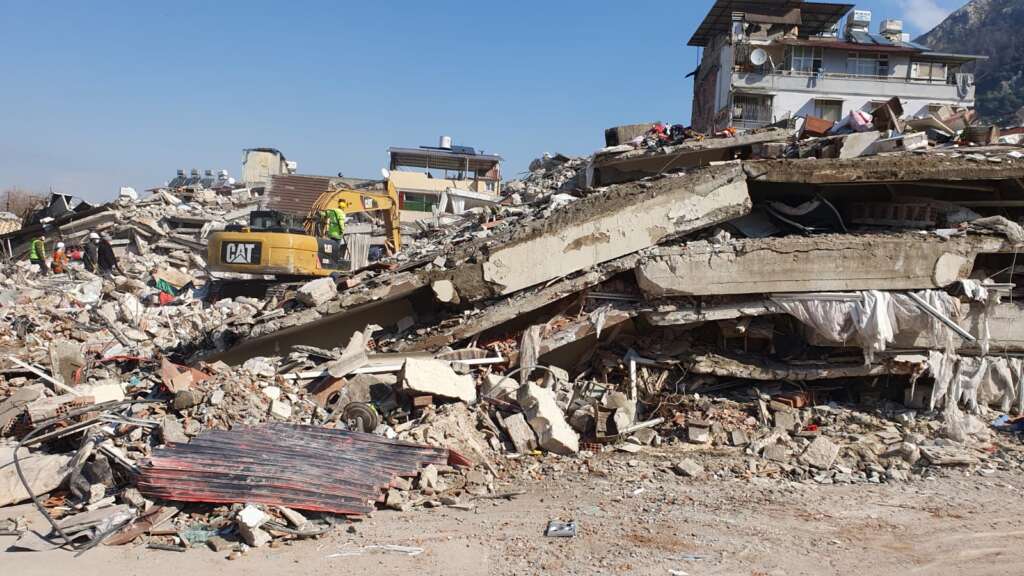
[744,155,1024,185]
[591,129,791,187]
[436,164,752,303]
[636,234,1007,298]
[402,254,642,352]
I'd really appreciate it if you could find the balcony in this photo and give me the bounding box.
[732,69,975,104]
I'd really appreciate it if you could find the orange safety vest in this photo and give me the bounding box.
[52,250,67,273]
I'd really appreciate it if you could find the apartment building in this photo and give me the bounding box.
[689,0,985,132]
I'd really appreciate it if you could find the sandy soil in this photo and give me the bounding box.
[3,446,1023,576]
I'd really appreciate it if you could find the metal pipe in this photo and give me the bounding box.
[906,292,977,342]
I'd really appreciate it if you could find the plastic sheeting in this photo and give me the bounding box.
[769,290,962,363]
[927,351,1024,414]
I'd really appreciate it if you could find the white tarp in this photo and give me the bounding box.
[769,290,962,363]
[927,352,1024,414]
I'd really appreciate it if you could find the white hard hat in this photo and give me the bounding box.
[89,232,100,240]
[57,242,65,249]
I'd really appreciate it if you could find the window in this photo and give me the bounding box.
[484,181,496,192]
[847,53,889,77]
[912,61,948,82]
[400,192,438,212]
[733,93,773,128]
[814,99,843,122]
[788,46,822,73]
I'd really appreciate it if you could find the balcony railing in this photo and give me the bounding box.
[732,69,975,102]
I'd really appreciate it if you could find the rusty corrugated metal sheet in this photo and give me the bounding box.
[266,175,382,217]
[137,423,466,515]
[266,174,334,216]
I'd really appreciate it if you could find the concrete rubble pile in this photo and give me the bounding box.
[3,104,1024,556]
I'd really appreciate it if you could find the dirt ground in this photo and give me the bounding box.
[3,445,1023,576]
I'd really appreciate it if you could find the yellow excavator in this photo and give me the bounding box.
[207,181,401,278]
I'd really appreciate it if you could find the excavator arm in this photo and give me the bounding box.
[308,181,402,252]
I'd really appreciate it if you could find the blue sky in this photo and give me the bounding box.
[0,0,968,201]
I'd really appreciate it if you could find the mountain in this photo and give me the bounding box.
[916,0,1024,124]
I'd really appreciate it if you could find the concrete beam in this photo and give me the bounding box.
[686,353,920,381]
[636,234,1002,298]
[744,156,1024,185]
[439,164,751,303]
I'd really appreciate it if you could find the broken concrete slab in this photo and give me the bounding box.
[296,277,338,307]
[636,234,993,298]
[159,415,189,444]
[431,279,459,304]
[673,458,705,478]
[839,131,881,159]
[0,446,71,507]
[799,436,840,470]
[591,128,792,186]
[502,412,538,454]
[326,331,369,378]
[436,164,751,303]
[400,357,477,403]
[517,382,579,455]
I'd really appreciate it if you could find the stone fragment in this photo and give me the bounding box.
[159,415,189,444]
[502,412,538,454]
[730,429,749,446]
[269,399,293,420]
[799,436,840,470]
[296,277,337,307]
[431,280,460,304]
[773,411,798,433]
[401,358,476,403]
[687,425,710,444]
[418,464,439,490]
[236,505,271,548]
[673,459,705,478]
[517,382,579,455]
[762,444,790,463]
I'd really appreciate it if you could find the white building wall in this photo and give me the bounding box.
[716,43,735,111]
[769,92,958,122]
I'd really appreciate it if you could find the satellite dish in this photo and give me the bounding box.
[380,168,391,180]
[750,48,768,66]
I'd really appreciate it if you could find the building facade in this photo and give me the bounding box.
[690,1,984,133]
[387,141,502,220]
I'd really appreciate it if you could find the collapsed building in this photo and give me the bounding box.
[3,86,1024,558]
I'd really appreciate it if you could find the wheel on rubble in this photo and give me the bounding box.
[341,402,380,433]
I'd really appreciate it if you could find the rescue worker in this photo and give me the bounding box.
[322,204,346,241]
[51,241,67,274]
[83,232,100,273]
[29,234,47,275]
[97,234,123,277]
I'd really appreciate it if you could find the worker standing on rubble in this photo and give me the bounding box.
[97,234,124,277]
[83,232,100,273]
[51,241,67,274]
[29,234,48,275]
